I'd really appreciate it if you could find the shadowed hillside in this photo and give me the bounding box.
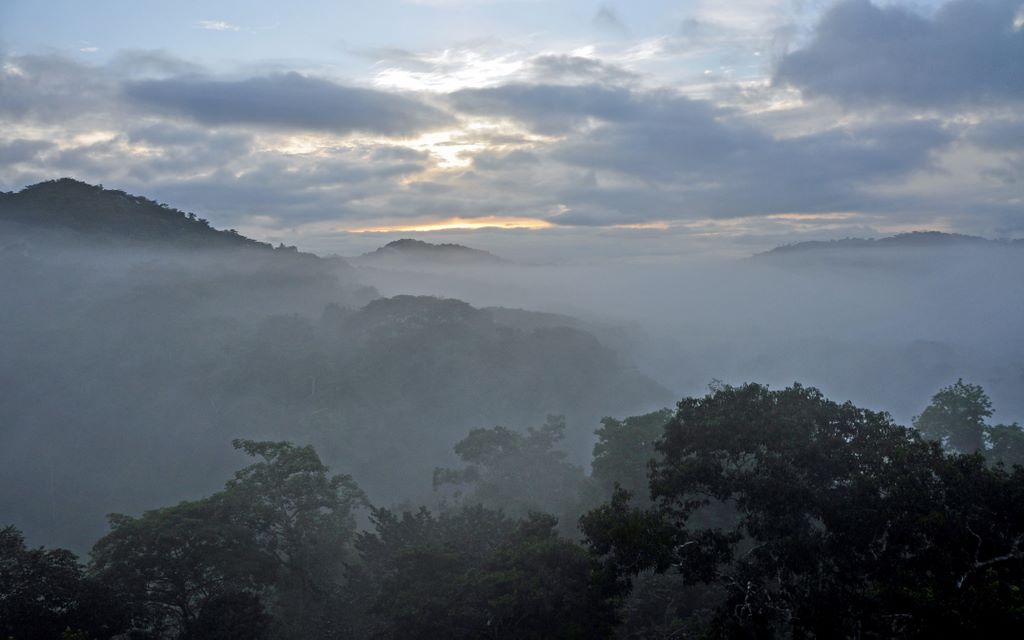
[0,178,276,250]
[356,238,506,265]
[0,180,669,550]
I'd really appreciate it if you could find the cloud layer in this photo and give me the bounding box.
[124,72,453,136]
[1,0,1022,257]
[775,0,1024,108]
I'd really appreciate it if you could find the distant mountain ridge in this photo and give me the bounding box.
[759,231,1022,257]
[0,178,281,252]
[357,238,505,265]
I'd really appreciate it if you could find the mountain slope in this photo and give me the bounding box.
[1,178,272,250]
[0,180,670,551]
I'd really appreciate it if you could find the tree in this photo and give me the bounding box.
[1,525,127,640]
[591,409,673,501]
[222,439,366,638]
[89,495,271,638]
[353,505,620,639]
[582,383,1024,637]
[915,379,1024,467]
[914,378,992,453]
[987,423,1024,467]
[433,416,598,535]
[90,440,365,639]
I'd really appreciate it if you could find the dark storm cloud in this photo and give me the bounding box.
[775,0,1024,108]
[123,72,454,136]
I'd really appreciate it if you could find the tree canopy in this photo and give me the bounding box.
[583,383,1024,637]
[915,378,1024,466]
[90,440,365,639]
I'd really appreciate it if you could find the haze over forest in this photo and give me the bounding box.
[2,1,1023,638]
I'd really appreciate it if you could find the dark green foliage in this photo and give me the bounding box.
[89,440,365,639]
[90,499,269,638]
[185,591,271,640]
[353,506,620,639]
[224,440,366,639]
[591,409,673,501]
[987,423,1024,467]
[583,383,1024,638]
[0,526,127,640]
[433,416,599,534]
[914,378,993,453]
[914,378,1024,466]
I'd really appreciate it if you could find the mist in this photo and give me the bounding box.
[3,0,1024,635]
[5,198,1022,556]
[352,241,1024,426]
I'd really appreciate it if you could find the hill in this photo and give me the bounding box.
[0,178,282,250]
[0,180,669,551]
[356,238,506,265]
[759,231,1020,257]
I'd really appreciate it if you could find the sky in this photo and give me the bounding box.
[1,0,1022,259]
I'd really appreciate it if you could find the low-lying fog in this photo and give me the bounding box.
[3,220,1022,551]
[355,244,1024,427]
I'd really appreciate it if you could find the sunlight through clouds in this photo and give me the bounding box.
[373,49,527,92]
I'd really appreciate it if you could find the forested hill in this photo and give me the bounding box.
[0,180,671,552]
[356,238,506,265]
[759,231,1022,257]
[0,178,276,251]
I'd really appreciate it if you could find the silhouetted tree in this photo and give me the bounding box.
[1,526,127,640]
[914,378,992,453]
[353,505,620,639]
[583,383,1024,637]
[591,409,673,502]
[90,440,365,639]
[433,416,597,534]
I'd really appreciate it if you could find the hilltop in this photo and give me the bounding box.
[356,238,506,265]
[759,231,1021,257]
[0,178,279,251]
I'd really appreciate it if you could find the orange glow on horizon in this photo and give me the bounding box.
[347,216,555,233]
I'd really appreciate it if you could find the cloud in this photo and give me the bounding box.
[108,50,205,77]
[775,0,1024,109]
[472,149,539,171]
[123,72,454,136]
[593,4,628,34]
[449,83,641,134]
[967,118,1024,152]
[0,54,117,123]
[0,38,1016,250]
[0,139,54,165]
[552,107,953,220]
[196,20,240,32]
[371,45,527,92]
[450,79,955,223]
[529,54,639,85]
